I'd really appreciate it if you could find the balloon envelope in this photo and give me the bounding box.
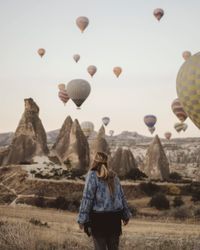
[66,79,91,108]
[171,98,188,122]
[102,117,110,126]
[153,8,164,21]
[177,52,200,129]
[164,132,172,140]
[144,115,157,128]
[81,121,94,137]
[76,16,89,33]
[58,83,66,91]
[113,67,122,78]
[73,54,80,63]
[38,48,45,58]
[174,122,184,133]
[182,51,192,61]
[58,90,69,105]
[87,65,97,77]
[109,130,114,136]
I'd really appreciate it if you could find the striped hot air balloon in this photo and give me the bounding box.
[153,8,164,21]
[58,84,69,105]
[171,98,188,122]
[87,65,97,77]
[144,115,157,128]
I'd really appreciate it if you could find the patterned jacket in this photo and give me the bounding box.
[77,170,132,224]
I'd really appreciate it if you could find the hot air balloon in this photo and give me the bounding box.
[73,54,80,63]
[174,122,187,133]
[58,83,66,91]
[164,132,172,140]
[102,117,110,126]
[58,84,69,105]
[153,8,164,21]
[144,115,157,128]
[76,16,89,33]
[171,98,188,122]
[148,127,155,134]
[113,67,122,78]
[66,79,91,109]
[87,65,97,77]
[182,51,192,61]
[38,48,45,58]
[109,130,114,136]
[177,52,200,130]
[182,123,188,132]
[81,121,94,138]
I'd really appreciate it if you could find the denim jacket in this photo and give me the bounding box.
[77,170,132,224]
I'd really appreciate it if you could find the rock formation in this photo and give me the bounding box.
[110,148,138,178]
[3,98,49,165]
[93,126,110,154]
[143,135,170,180]
[52,117,90,175]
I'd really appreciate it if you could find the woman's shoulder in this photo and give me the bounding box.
[86,170,97,180]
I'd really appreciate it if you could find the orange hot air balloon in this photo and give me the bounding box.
[182,51,192,61]
[164,132,172,140]
[76,16,89,33]
[38,48,45,58]
[153,8,164,21]
[113,67,122,78]
[87,65,97,77]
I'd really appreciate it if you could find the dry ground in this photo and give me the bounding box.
[0,205,200,250]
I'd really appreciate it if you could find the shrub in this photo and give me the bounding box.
[172,206,192,220]
[168,185,181,195]
[194,206,200,219]
[139,182,160,196]
[149,193,170,210]
[173,196,184,207]
[191,190,200,202]
[29,218,49,228]
[169,172,182,181]
[125,168,147,180]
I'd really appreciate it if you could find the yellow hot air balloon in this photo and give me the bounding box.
[73,54,80,63]
[76,16,89,33]
[66,79,91,109]
[87,65,97,77]
[113,67,122,78]
[38,48,45,58]
[58,83,66,91]
[177,52,200,129]
[153,8,164,21]
[182,51,192,61]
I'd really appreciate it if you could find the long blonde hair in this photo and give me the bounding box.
[91,152,116,196]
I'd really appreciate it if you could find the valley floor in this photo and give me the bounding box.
[0,205,200,250]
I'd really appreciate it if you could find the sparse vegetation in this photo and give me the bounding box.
[170,206,193,220]
[125,168,147,180]
[29,218,49,227]
[149,193,170,210]
[139,182,160,196]
[173,196,184,207]
[168,185,181,195]
[169,172,182,182]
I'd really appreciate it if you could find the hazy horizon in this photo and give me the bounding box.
[0,0,200,138]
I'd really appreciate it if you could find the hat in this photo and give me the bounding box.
[93,152,108,164]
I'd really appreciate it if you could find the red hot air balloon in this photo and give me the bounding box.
[171,98,188,122]
[153,8,164,21]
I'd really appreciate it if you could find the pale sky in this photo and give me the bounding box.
[0,0,200,137]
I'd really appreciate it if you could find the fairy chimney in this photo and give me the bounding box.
[3,98,49,165]
[143,135,170,180]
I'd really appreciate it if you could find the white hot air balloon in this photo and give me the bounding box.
[102,117,110,126]
[73,54,80,63]
[81,121,94,138]
[109,130,114,136]
[66,79,91,109]
[76,16,89,33]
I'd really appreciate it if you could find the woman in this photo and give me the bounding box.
[77,151,131,250]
